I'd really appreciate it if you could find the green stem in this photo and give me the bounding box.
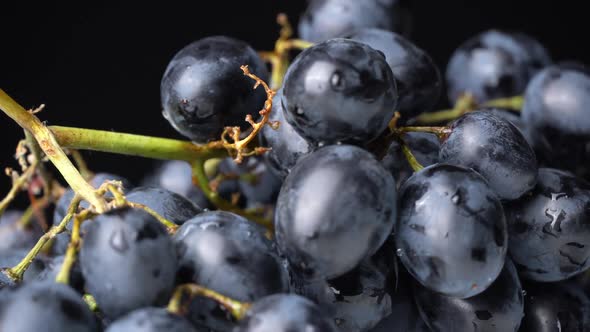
[481,95,524,110]
[395,126,451,140]
[398,138,424,172]
[0,90,107,213]
[24,130,52,196]
[167,283,250,320]
[83,294,99,312]
[2,195,81,282]
[192,159,273,230]
[55,212,86,284]
[50,126,226,161]
[0,160,38,215]
[126,202,179,234]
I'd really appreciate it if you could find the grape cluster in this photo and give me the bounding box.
[1,1,590,332]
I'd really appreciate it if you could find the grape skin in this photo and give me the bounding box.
[414,259,524,332]
[275,145,396,280]
[439,110,538,200]
[234,294,337,332]
[282,38,398,146]
[395,163,508,298]
[80,208,177,319]
[446,29,551,103]
[345,28,442,119]
[504,168,590,282]
[161,36,268,143]
[298,0,411,43]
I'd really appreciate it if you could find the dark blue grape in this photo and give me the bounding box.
[275,144,396,280]
[291,238,397,331]
[370,269,430,332]
[161,36,268,142]
[446,30,551,103]
[0,210,42,253]
[504,168,590,282]
[0,282,98,331]
[259,89,312,178]
[520,281,590,331]
[522,63,590,178]
[439,110,538,200]
[346,28,442,119]
[381,131,440,187]
[282,38,397,145]
[36,254,85,293]
[298,0,411,43]
[105,307,199,332]
[173,211,288,331]
[481,107,534,146]
[395,163,507,298]
[234,294,337,332]
[80,208,177,319]
[414,259,524,332]
[126,186,202,225]
[142,160,211,209]
[217,157,282,209]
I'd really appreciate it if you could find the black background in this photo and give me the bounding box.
[1,1,588,199]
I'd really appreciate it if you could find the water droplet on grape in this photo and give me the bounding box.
[109,229,128,252]
[199,221,220,230]
[396,248,404,257]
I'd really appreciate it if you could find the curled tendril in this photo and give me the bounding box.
[207,65,276,163]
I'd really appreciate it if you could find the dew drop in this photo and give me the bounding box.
[109,229,129,253]
[330,71,344,90]
[521,289,527,296]
[199,221,220,230]
[296,108,304,115]
[396,248,404,257]
[451,193,461,204]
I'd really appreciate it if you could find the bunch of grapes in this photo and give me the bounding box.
[1,1,590,331]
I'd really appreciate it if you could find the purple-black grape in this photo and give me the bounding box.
[173,211,289,331]
[395,163,507,298]
[381,131,440,187]
[345,28,442,119]
[160,36,268,142]
[80,208,177,319]
[142,160,211,209]
[126,186,202,225]
[522,63,590,178]
[446,29,551,103]
[370,269,430,332]
[291,238,397,331]
[105,307,199,332]
[0,282,98,332]
[234,294,338,332]
[298,0,411,43]
[217,157,282,209]
[504,168,590,282]
[36,254,85,293]
[281,38,397,146]
[259,89,312,178]
[520,281,590,331]
[275,144,396,280]
[0,210,42,253]
[414,259,524,332]
[439,110,538,200]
